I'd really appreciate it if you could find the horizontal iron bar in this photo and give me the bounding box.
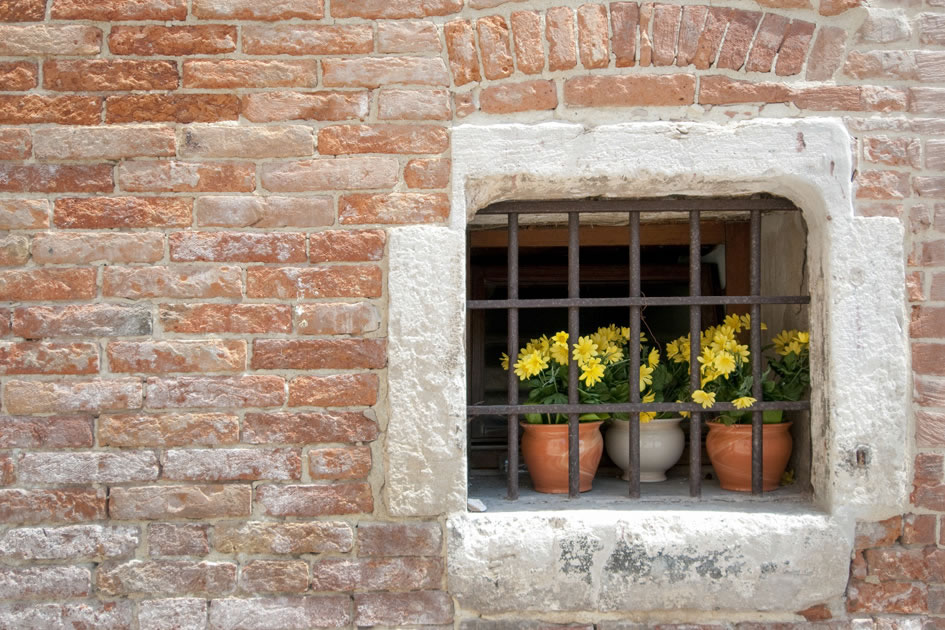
[479,198,800,215]
[468,295,811,309]
[467,401,811,415]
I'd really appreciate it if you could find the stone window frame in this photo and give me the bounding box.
[385,119,910,614]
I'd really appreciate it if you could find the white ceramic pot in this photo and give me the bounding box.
[604,417,686,482]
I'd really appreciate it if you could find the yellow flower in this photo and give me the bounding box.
[666,339,679,360]
[640,391,656,423]
[648,348,660,368]
[773,329,796,356]
[620,326,630,341]
[692,389,716,409]
[522,350,548,376]
[796,331,810,345]
[740,314,767,331]
[677,399,691,419]
[639,364,654,391]
[713,351,736,376]
[724,313,743,332]
[500,353,510,370]
[550,342,569,365]
[552,331,569,346]
[734,343,750,363]
[513,357,529,381]
[603,343,624,365]
[733,396,756,409]
[580,358,605,386]
[572,336,599,364]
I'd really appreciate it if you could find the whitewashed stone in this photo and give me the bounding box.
[0,525,139,561]
[139,598,207,630]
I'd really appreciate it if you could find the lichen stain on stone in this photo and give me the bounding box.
[558,534,602,585]
[604,539,743,583]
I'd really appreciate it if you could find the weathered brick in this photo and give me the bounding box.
[577,3,610,69]
[33,232,164,265]
[243,24,372,55]
[928,140,945,171]
[546,6,577,71]
[194,196,330,228]
[0,567,90,599]
[911,88,945,115]
[610,2,638,67]
[481,80,557,114]
[310,230,385,263]
[0,601,132,629]
[378,20,440,53]
[0,415,93,448]
[110,485,251,520]
[138,598,208,630]
[214,521,354,554]
[44,59,178,91]
[405,157,450,189]
[253,339,386,370]
[318,124,448,155]
[5,378,141,414]
[288,373,379,407]
[55,197,190,229]
[0,234,28,266]
[358,522,442,556]
[0,62,37,91]
[916,177,945,199]
[101,413,240,447]
[109,25,237,56]
[0,94,101,125]
[257,483,373,517]
[0,489,105,524]
[183,59,318,89]
[847,581,927,614]
[565,74,696,107]
[0,268,95,301]
[673,4,707,68]
[864,136,921,168]
[855,516,902,549]
[314,558,442,595]
[378,89,450,121]
[247,265,382,298]
[17,451,157,484]
[162,448,301,481]
[192,0,324,20]
[914,481,945,511]
[699,76,791,105]
[309,446,372,480]
[340,193,449,224]
[855,170,911,199]
[146,376,286,409]
[0,0,45,21]
[169,232,306,263]
[354,591,453,626]
[918,410,945,448]
[775,19,815,76]
[331,0,461,18]
[0,199,48,229]
[52,0,186,20]
[716,9,761,71]
[181,125,312,159]
[104,266,242,299]
[0,525,138,561]
[161,304,292,334]
[97,561,236,597]
[106,94,240,124]
[149,524,210,557]
[243,411,378,444]
[916,452,944,483]
[119,161,255,193]
[921,13,945,45]
[0,24,101,55]
[240,560,309,593]
[322,56,449,87]
[917,377,945,408]
[108,340,246,374]
[638,3,653,66]
[746,13,789,73]
[806,25,848,81]
[476,16,514,80]
[510,10,544,74]
[913,306,945,338]
[34,126,175,161]
[844,51,917,81]
[0,129,30,162]
[0,164,112,193]
[0,454,13,485]
[13,304,151,338]
[691,7,729,69]
[208,597,351,630]
[0,341,97,375]
[242,90,368,122]
[262,156,398,192]
[903,514,937,545]
[912,242,945,268]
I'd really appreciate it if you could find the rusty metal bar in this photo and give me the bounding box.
[628,211,641,498]
[480,198,800,215]
[567,211,580,499]
[507,214,520,501]
[689,210,702,498]
[469,400,811,416]
[750,208,764,496]
[468,296,810,309]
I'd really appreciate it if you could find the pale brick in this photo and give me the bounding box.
[52,0,186,20]
[262,157,398,192]
[0,567,90,599]
[32,232,164,264]
[195,196,331,228]
[97,560,236,597]
[918,51,945,82]
[4,378,142,414]
[0,234,28,266]
[104,265,243,299]
[565,74,696,107]
[676,5,707,67]
[0,199,48,229]
[912,88,945,115]
[0,128,31,160]
[146,376,286,409]
[0,488,105,525]
[107,94,240,124]
[857,9,911,44]
[162,448,301,481]
[101,413,240,447]
[252,338,386,370]
[453,92,476,118]
[257,483,373,517]
[716,9,761,71]
[775,19,814,76]
[330,0,461,18]
[170,232,307,263]
[340,192,449,224]
[478,16,514,80]
[214,521,354,554]
[358,522,442,556]
[311,557,441,591]
[247,266,382,298]
[108,340,247,373]
[378,89,450,120]
[54,197,191,229]
[921,12,945,45]
[193,0,324,20]
[0,341,98,375]
[547,6,577,71]
[0,415,93,448]
[0,601,132,630]
[481,80,557,114]
[856,170,911,199]
[0,24,101,56]
[109,485,251,520]
[149,524,210,557]
[318,124,448,155]
[354,591,453,626]
[638,3,654,66]
[746,13,789,73]
[860,85,907,113]
[34,125,175,161]
[917,376,945,408]
[243,24,372,55]
[288,373,378,407]
[309,229,386,262]
[844,50,917,81]
[161,304,292,334]
[109,25,237,56]
[240,560,309,593]
[405,157,450,189]
[119,160,255,193]
[243,411,379,444]
[44,59,178,91]
[208,597,351,630]
[820,0,861,16]
[139,599,208,630]
[0,268,96,301]
[309,446,372,480]
[916,177,945,198]
[511,10,544,73]
[242,91,368,122]
[928,140,945,170]
[377,20,440,53]
[0,94,101,125]
[13,304,152,338]
[322,57,449,87]
[184,59,317,89]
[577,3,610,69]
[17,451,159,484]
[610,2,638,67]
[864,136,921,168]
[0,525,139,561]
[806,26,848,81]
[180,125,313,159]
[651,4,681,67]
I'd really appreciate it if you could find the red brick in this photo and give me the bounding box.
[18,451,159,484]
[454,92,476,118]
[261,157,398,192]
[44,59,178,91]
[377,20,440,54]
[14,304,150,339]
[865,546,936,581]
[651,4,681,67]
[915,452,944,483]
[240,560,309,593]
[775,19,815,76]
[918,410,945,447]
[820,0,861,16]
[511,11,544,73]
[194,196,330,228]
[289,373,379,407]
[192,0,324,20]
[357,521,442,556]
[310,230,386,263]
[109,485,251,520]
[34,126,175,161]
[169,232,305,263]
[184,59,318,89]
[855,516,902,549]
[0,164,112,193]
[0,0,46,21]
[911,242,945,267]
[101,413,240,447]
[108,340,246,374]
[0,199,47,229]
[55,197,191,229]
[847,581,927,614]
[855,170,911,200]
[915,342,945,374]
[4,378,142,414]
[478,16,514,79]
[806,26,847,81]
[691,7,729,69]
[330,0,461,19]
[146,376,286,409]
[916,377,945,408]
[209,597,351,629]
[97,560,236,597]
[149,523,210,557]
[252,339,386,370]
[0,234,28,266]
[162,448,301,481]
[0,268,96,301]
[547,6,577,71]
[565,74,696,107]
[214,521,354,554]
[106,94,239,124]
[444,20,480,86]
[699,76,791,105]
[0,342,98,375]
[716,9,761,71]
[0,24,101,55]
[242,90,368,122]
[0,453,13,485]
[903,514,937,545]
[32,232,164,265]
[247,265,382,298]
[673,4,706,68]
[0,567,89,599]
[318,124,448,155]
[52,0,186,20]
[0,61,37,91]
[913,306,945,338]
[0,489,105,525]
[119,160,254,193]
[481,80,557,114]
[104,265,242,299]
[257,483,373,517]
[309,446,372,480]
[109,25,237,56]
[340,193,449,225]
[746,13,789,73]
[0,415,93,448]
[610,2,638,67]
[243,411,378,444]
[913,482,945,510]
[160,304,291,334]
[243,24,372,55]
[322,57,449,88]
[354,591,452,626]
[405,158,450,189]
[378,89,450,121]
[312,556,440,591]
[0,129,30,162]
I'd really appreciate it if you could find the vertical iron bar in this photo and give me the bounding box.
[506,214,519,500]
[628,212,641,498]
[689,211,702,498]
[567,212,580,499]
[750,209,764,496]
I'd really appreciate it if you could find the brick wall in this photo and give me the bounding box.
[0,0,942,626]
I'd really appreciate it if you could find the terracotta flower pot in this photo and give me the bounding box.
[604,417,685,482]
[520,421,603,493]
[705,421,793,492]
